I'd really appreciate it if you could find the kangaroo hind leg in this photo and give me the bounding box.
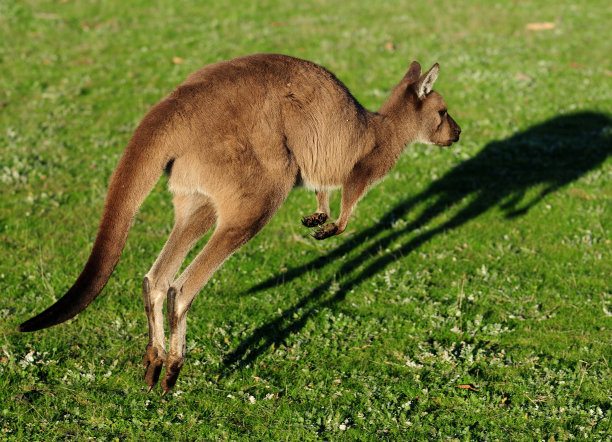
[161,188,289,394]
[142,193,216,391]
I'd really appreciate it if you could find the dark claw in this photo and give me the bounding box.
[143,345,165,388]
[161,357,184,394]
[145,357,164,388]
[302,212,328,227]
[313,223,338,240]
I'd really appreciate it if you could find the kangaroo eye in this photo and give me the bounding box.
[439,110,447,118]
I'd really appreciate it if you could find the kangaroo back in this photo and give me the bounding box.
[19,99,178,332]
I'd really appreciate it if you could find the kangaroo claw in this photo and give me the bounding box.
[143,345,165,389]
[161,354,184,394]
[302,212,328,227]
[313,223,339,240]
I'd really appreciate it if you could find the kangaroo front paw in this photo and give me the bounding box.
[313,223,339,240]
[161,355,185,395]
[302,212,328,227]
[143,345,166,391]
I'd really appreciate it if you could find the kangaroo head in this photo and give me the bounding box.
[381,61,461,147]
[410,62,461,146]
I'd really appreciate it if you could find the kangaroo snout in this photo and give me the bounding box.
[448,116,461,144]
[454,126,462,142]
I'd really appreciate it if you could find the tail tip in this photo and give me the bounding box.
[18,317,45,333]
[18,321,34,333]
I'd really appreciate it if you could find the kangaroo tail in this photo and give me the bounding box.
[19,99,178,332]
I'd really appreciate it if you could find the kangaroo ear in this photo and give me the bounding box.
[403,61,421,85]
[416,63,439,99]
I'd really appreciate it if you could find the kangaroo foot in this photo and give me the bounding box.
[162,287,184,396]
[143,345,165,391]
[142,277,166,391]
[302,212,328,227]
[161,354,184,395]
[313,223,339,240]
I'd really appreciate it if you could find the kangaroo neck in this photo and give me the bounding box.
[368,106,418,162]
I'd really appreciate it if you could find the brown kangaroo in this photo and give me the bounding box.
[18,54,461,393]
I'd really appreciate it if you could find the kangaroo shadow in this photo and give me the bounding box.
[221,111,612,372]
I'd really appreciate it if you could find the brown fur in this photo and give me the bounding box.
[18,54,460,393]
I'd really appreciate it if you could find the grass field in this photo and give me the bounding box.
[1,0,611,439]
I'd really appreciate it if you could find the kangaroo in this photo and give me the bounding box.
[18,53,461,393]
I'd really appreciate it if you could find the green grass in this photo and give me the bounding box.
[1,0,611,439]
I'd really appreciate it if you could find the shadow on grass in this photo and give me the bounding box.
[221,111,612,372]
